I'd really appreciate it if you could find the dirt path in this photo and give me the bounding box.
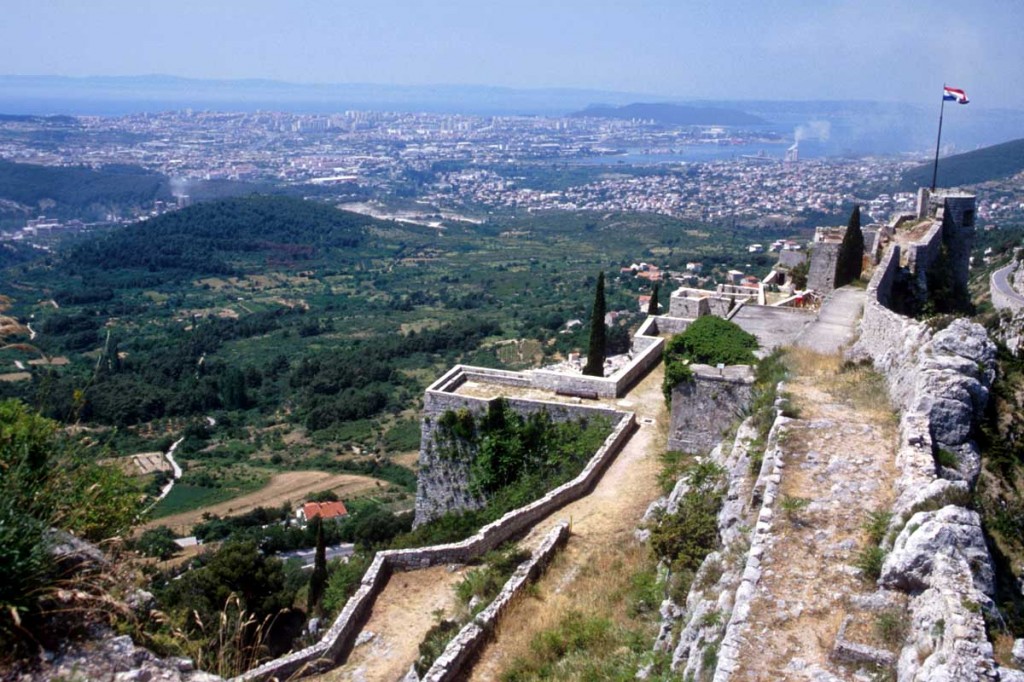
[729,351,900,680]
[323,564,470,682]
[313,366,667,682]
[470,365,668,680]
[142,471,383,534]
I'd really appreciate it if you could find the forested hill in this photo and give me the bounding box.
[899,137,1024,191]
[66,195,380,280]
[0,158,171,218]
[569,102,766,126]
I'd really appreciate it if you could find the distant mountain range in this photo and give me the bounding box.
[899,137,1024,191]
[570,102,766,126]
[0,74,664,117]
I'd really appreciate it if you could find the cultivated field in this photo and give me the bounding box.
[142,471,386,535]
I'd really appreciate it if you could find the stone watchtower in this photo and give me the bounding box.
[916,187,977,300]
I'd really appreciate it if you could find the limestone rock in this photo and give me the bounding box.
[1013,638,1024,667]
[881,506,993,596]
[28,631,221,682]
[896,552,998,682]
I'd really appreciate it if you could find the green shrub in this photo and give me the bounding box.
[863,510,894,546]
[780,495,810,522]
[657,450,694,494]
[321,553,372,617]
[874,609,909,648]
[0,399,142,654]
[663,360,694,403]
[665,316,758,367]
[936,448,958,468]
[136,526,180,560]
[856,546,886,582]
[415,617,462,676]
[648,462,725,598]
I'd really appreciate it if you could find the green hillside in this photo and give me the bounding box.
[67,195,377,281]
[900,137,1024,191]
[0,158,171,219]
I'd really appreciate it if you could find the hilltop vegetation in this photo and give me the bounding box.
[66,195,371,281]
[899,137,1024,191]
[0,399,140,656]
[0,158,171,223]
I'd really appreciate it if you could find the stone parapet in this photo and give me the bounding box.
[235,408,636,682]
[420,522,570,682]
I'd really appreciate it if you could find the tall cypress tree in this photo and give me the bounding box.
[836,205,864,287]
[583,272,607,376]
[307,514,327,613]
[647,281,660,316]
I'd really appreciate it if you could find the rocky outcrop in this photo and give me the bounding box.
[880,506,994,596]
[13,628,221,682]
[848,234,1014,681]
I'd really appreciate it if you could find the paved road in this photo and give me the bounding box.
[991,263,1024,310]
[796,286,866,354]
[277,543,355,568]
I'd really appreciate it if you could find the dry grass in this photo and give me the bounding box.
[472,540,654,681]
[318,564,470,682]
[785,348,894,423]
[731,346,900,679]
[993,631,1020,669]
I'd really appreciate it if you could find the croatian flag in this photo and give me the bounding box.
[943,86,969,104]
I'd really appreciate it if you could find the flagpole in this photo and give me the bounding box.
[931,87,946,191]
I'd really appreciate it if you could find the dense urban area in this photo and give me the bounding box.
[3,110,1023,246]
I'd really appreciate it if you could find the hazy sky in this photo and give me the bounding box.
[4,0,1024,108]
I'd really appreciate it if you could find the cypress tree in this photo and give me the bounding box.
[647,281,660,316]
[583,272,607,377]
[836,205,864,287]
[307,514,327,613]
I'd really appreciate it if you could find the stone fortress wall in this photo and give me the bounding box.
[415,366,631,524]
[236,377,638,682]
[668,365,755,454]
[418,521,570,682]
[842,191,1016,681]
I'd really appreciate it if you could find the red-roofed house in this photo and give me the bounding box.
[297,500,349,523]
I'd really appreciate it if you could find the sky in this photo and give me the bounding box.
[3,0,1024,108]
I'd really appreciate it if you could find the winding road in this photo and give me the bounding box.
[991,263,1024,310]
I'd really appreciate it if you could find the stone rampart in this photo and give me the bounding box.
[415,387,629,524]
[236,409,636,682]
[905,221,943,300]
[844,234,1004,681]
[419,522,570,682]
[647,315,692,336]
[529,333,663,398]
[807,241,841,295]
[668,365,756,454]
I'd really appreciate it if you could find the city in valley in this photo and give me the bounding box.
[3,108,1022,248]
